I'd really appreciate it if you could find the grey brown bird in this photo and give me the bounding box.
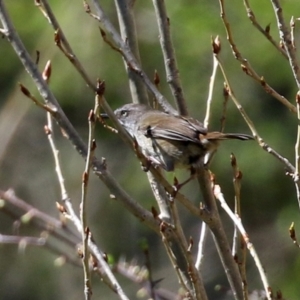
[112,103,253,174]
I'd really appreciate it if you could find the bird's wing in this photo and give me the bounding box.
[138,112,207,143]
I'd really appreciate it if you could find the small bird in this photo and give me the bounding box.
[104,103,253,188]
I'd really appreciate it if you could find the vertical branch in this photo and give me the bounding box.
[195,223,207,272]
[152,0,187,115]
[231,154,248,300]
[204,37,220,129]
[195,35,218,274]
[231,154,241,254]
[270,0,300,89]
[114,0,149,104]
[294,92,300,210]
[80,110,97,300]
[270,1,300,213]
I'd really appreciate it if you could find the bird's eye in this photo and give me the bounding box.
[120,110,128,117]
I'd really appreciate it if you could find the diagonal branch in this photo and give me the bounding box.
[243,0,288,59]
[87,0,177,115]
[219,0,296,114]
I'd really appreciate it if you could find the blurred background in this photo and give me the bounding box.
[0,0,299,299]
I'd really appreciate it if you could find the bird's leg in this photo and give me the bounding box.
[172,167,197,193]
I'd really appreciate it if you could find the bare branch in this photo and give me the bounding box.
[152,0,187,115]
[270,0,300,89]
[80,110,97,300]
[216,50,296,174]
[219,0,297,114]
[214,184,272,300]
[37,0,96,90]
[87,0,177,115]
[168,199,208,299]
[243,0,288,59]
[204,37,220,129]
[195,222,207,272]
[294,92,300,209]
[231,154,248,300]
[114,0,149,104]
[196,168,243,300]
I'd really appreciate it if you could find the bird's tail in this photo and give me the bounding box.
[204,131,254,141]
[206,132,253,141]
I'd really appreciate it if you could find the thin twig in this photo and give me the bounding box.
[80,110,97,300]
[152,0,187,115]
[231,154,248,300]
[45,111,82,232]
[46,114,69,201]
[114,0,149,104]
[19,83,57,114]
[88,240,130,300]
[294,92,300,210]
[159,222,192,297]
[214,184,272,300]
[270,0,300,89]
[195,222,207,272]
[204,37,219,129]
[141,242,156,300]
[219,0,296,114]
[216,53,296,174]
[36,0,96,90]
[243,0,288,59]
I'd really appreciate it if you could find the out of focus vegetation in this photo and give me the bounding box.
[0,0,300,299]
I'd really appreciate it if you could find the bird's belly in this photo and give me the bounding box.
[137,135,204,171]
